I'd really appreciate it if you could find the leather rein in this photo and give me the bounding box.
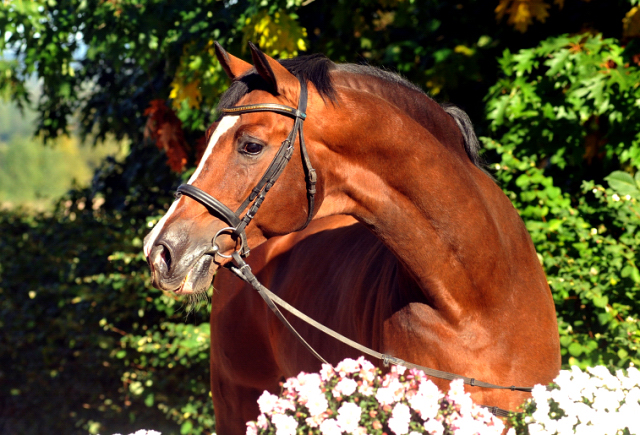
[174,77,532,418]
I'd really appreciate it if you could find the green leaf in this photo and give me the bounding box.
[568,342,583,357]
[592,294,608,308]
[606,171,640,197]
[181,420,193,435]
[545,49,570,77]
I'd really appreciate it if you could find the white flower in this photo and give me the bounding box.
[272,413,298,435]
[246,422,258,435]
[408,392,439,420]
[588,366,621,390]
[447,379,473,416]
[297,375,324,405]
[383,378,405,401]
[335,358,360,375]
[257,391,279,414]
[273,398,296,414]
[418,379,443,402]
[375,385,396,406]
[256,414,269,430]
[334,378,358,396]
[306,413,326,429]
[388,403,411,435]
[612,193,620,201]
[356,356,376,372]
[337,402,362,433]
[527,423,547,435]
[423,418,444,435]
[320,418,342,435]
[358,382,375,396]
[320,363,335,382]
[305,390,329,417]
[395,365,407,375]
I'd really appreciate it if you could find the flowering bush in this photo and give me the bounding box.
[510,365,640,435]
[246,357,506,435]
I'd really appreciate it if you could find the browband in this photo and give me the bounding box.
[221,103,306,120]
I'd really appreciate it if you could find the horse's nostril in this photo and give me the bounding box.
[160,244,172,271]
[150,243,172,275]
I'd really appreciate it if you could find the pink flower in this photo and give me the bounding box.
[337,402,362,432]
[388,403,411,435]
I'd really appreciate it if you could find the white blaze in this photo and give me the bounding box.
[188,115,240,184]
[143,115,240,257]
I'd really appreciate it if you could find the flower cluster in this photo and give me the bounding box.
[511,365,640,434]
[246,357,505,435]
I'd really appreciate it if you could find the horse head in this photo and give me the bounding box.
[144,43,331,294]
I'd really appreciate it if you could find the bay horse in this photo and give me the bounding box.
[144,43,560,434]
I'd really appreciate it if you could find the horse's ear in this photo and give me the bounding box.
[248,41,298,95]
[214,41,253,80]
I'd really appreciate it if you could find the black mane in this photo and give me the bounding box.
[217,54,481,167]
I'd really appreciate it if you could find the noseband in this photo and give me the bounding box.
[175,77,316,258]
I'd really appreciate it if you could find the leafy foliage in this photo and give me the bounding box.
[0,144,215,434]
[483,33,640,368]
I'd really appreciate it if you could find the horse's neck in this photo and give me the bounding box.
[320,90,532,324]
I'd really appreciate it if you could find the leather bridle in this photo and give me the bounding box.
[175,76,316,259]
[172,76,534,417]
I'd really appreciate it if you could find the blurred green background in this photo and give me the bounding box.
[1,0,639,433]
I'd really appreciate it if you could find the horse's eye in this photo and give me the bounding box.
[242,142,264,155]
